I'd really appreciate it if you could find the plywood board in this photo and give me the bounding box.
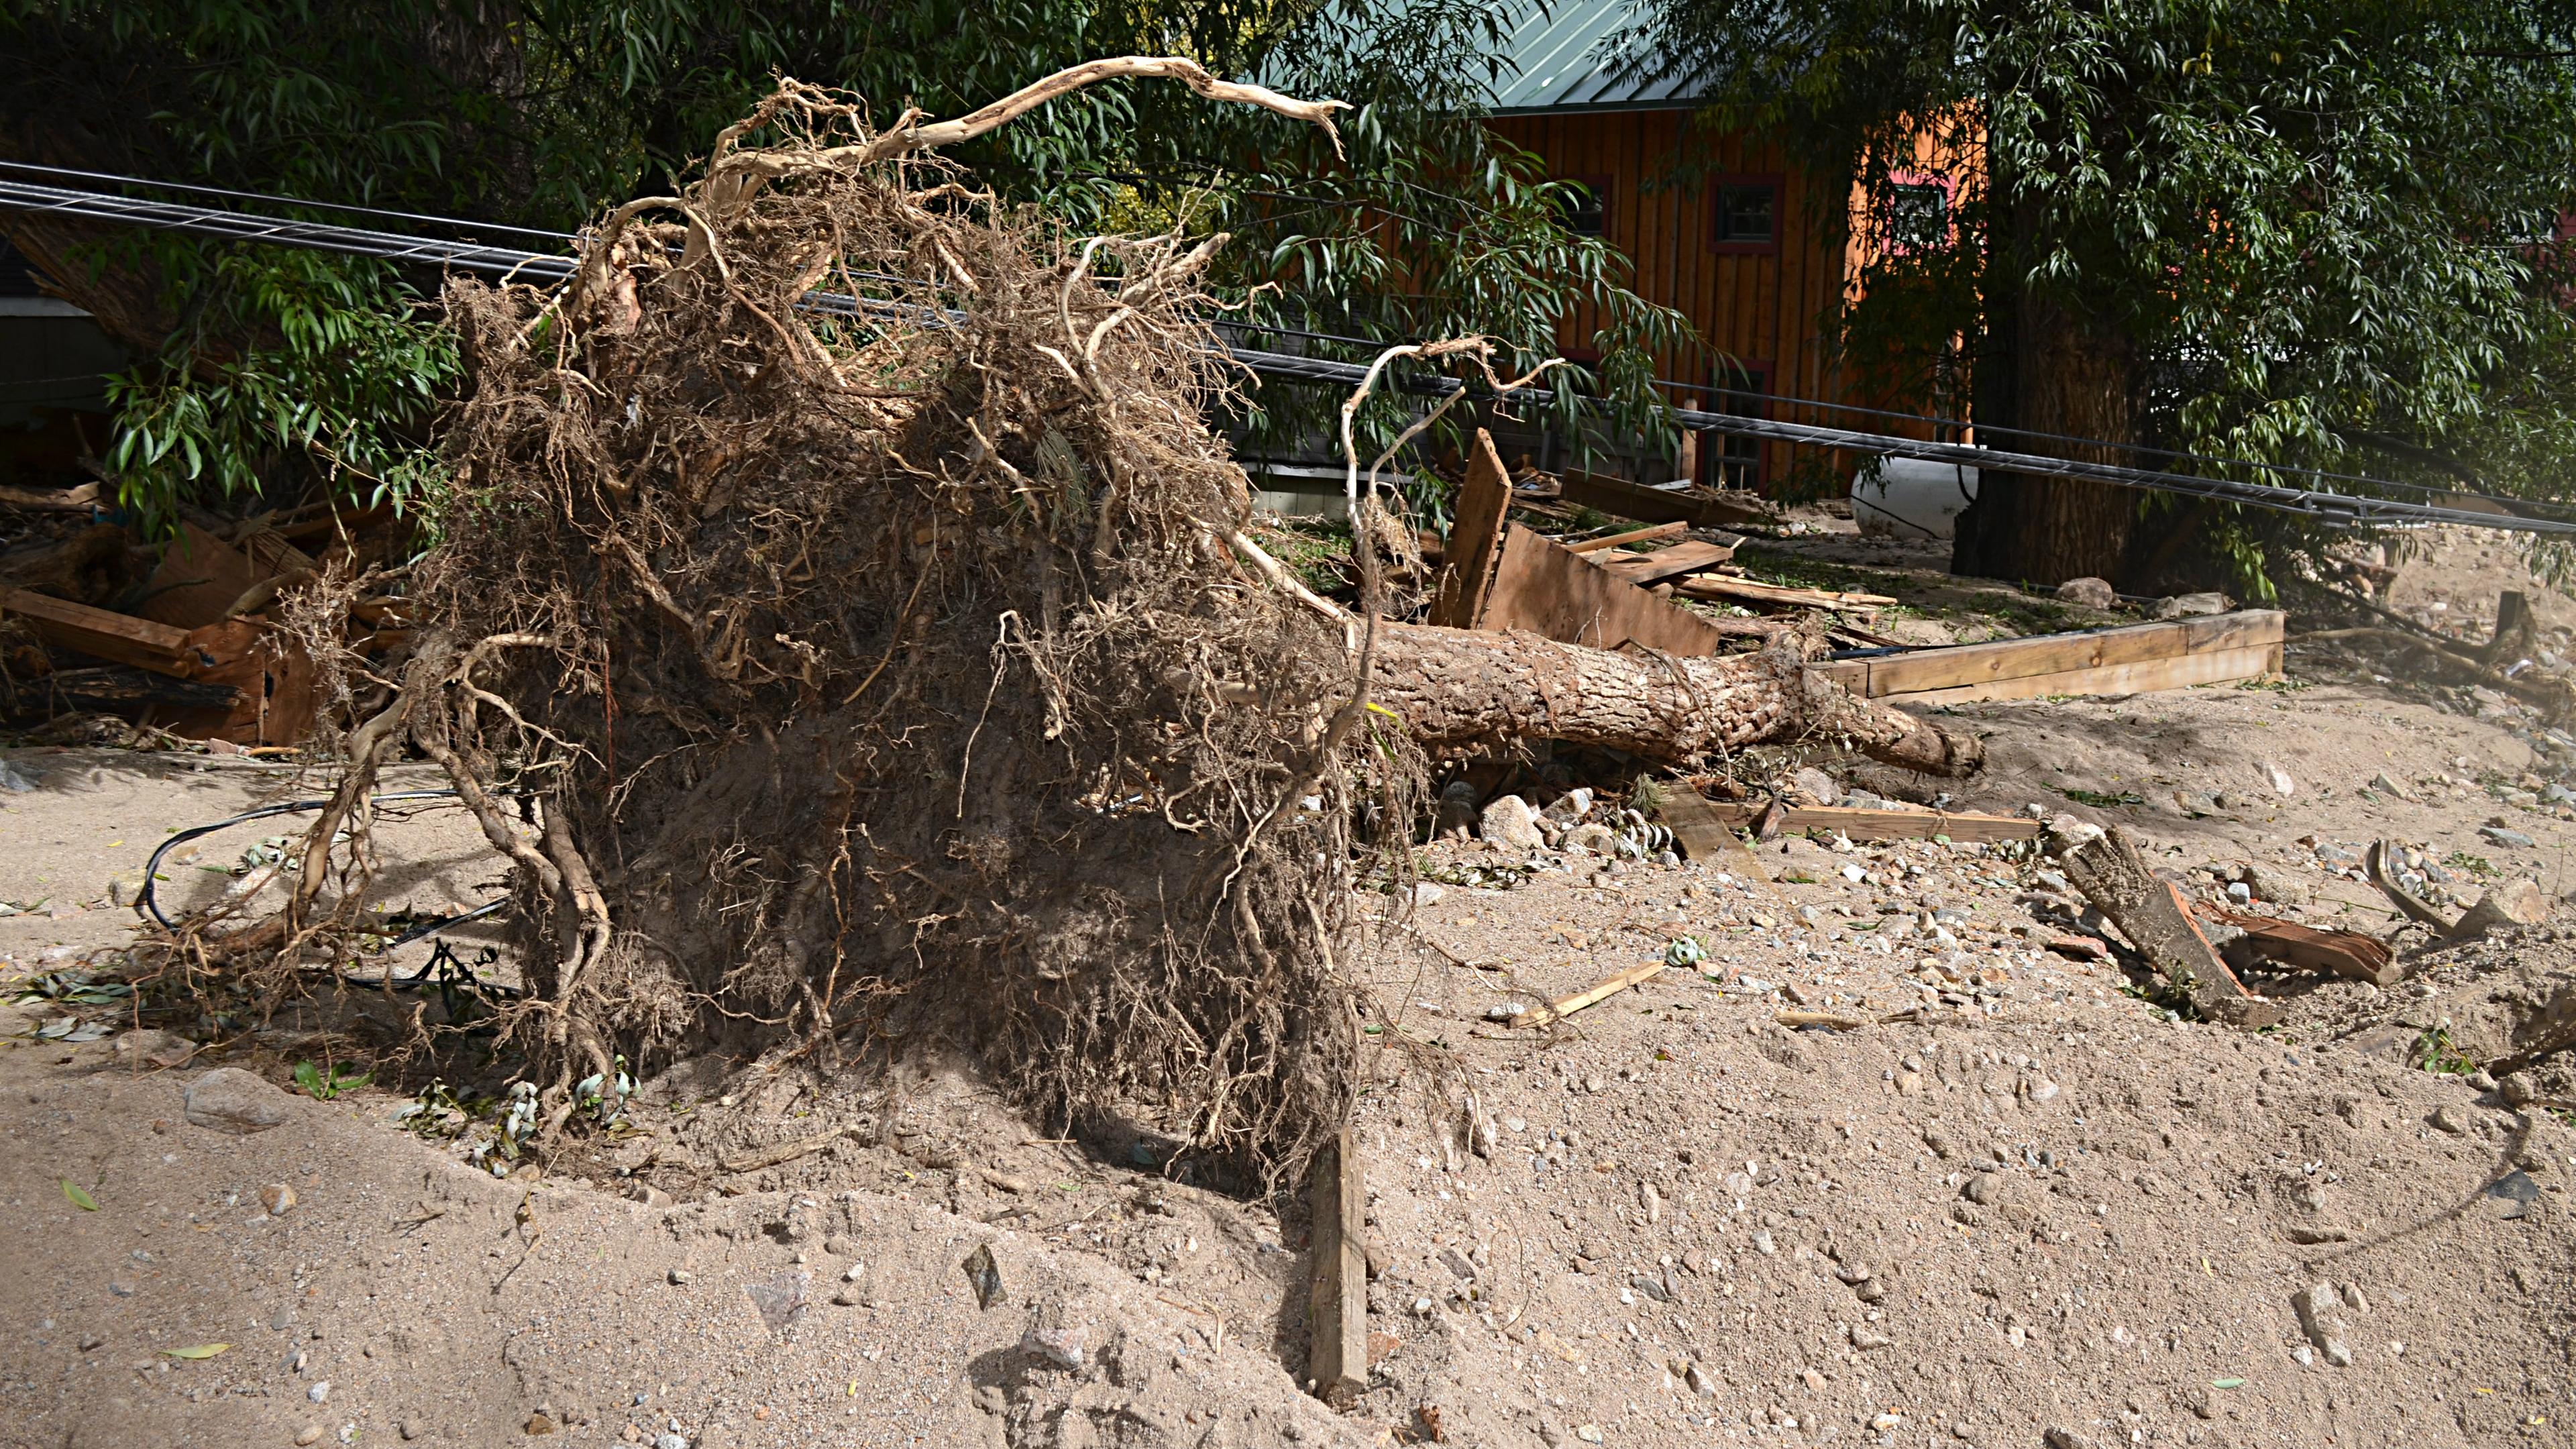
[1430,429,1515,629]
[1881,642,2280,706]
[1474,525,1735,657]
[138,523,260,627]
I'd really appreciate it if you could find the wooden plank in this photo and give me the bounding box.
[138,523,261,628]
[1599,539,1737,586]
[1558,469,1772,528]
[1474,525,1739,657]
[1884,642,2279,706]
[0,584,195,672]
[171,623,316,747]
[1306,1129,1367,1404]
[1696,800,2041,843]
[1478,959,1669,1036]
[1673,574,1894,610]
[0,482,99,512]
[1565,521,1688,554]
[1429,429,1513,629]
[1822,611,2283,698]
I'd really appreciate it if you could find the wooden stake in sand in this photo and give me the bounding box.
[1306,1128,1367,1403]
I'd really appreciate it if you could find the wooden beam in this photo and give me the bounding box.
[1880,643,2278,706]
[1815,610,2283,700]
[2057,826,2279,1027]
[1694,799,2041,843]
[1429,429,1514,629]
[1558,469,1772,528]
[1672,574,1896,611]
[1564,521,1687,554]
[0,585,195,672]
[1598,538,1737,586]
[1306,1129,1367,1404]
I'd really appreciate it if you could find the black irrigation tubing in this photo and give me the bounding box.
[141,790,508,954]
[8,172,2575,535]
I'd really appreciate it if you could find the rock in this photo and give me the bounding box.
[624,1184,672,1208]
[1412,881,1446,908]
[1847,1324,1892,1350]
[1479,795,1545,852]
[1573,1427,1604,1446]
[183,1069,292,1136]
[525,1414,557,1436]
[822,1234,857,1258]
[1684,1362,1716,1396]
[112,1030,197,1071]
[260,1183,298,1217]
[1565,822,1617,854]
[2290,1283,2352,1367]
[2043,1430,2094,1449]
[667,1269,693,1285]
[400,1421,425,1441]
[1433,780,1480,839]
[1640,1181,1662,1224]
[655,1435,690,1449]
[2260,761,2296,798]
[2502,1073,2541,1107]
[2450,878,2548,936]
[1542,788,1595,822]
[1627,1273,1670,1304]
[1789,767,1839,804]
[2480,825,2536,849]
[2367,773,2414,801]
[2430,1104,2474,1134]
[1962,1173,1998,1205]
[1856,1279,1887,1303]
[2153,592,2229,620]
[309,1381,332,1404]
[295,1428,325,1447]
[2054,577,2116,608]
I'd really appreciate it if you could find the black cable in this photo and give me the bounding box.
[8,168,2572,535]
[0,159,579,245]
[140,790,506,947]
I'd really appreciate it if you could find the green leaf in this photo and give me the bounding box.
[61,1178,98,1212]
[162,1343,231,1359]
[2212,1377,2246,1390]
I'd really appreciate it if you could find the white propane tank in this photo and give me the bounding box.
[1851,456,1979,539]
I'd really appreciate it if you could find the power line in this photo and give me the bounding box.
[5,172,2571,535]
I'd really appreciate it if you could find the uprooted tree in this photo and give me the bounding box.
[210,63,1979,1187]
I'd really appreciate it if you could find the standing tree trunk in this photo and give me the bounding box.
[1953,215,2138,587]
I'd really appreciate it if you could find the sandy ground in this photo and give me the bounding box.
[4,529,2573,1449]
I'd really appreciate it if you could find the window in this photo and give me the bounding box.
[1710,178,1781,254]
[1884,178,1952,251]
[1697,364,1768,492]
[1558,177,1609,237]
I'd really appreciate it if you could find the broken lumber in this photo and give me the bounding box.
[2210,912,2398,989]
[1693,800,2041,844]
[1558,469,1772,528]
[1820,610,2283,704]
[138,522,262,628]
[1307,1128,1367,1403]
[1476,958,1668,1036]
[0,481,101,513]
[0,584,197,672]
[1464,525,1781,654]
[1674,574,1896,612]
[2056,826,2279,1026]
[1599,539,1738,587]
[1428,429,1513,629]
[0,665,241,718]
[1564,521,1687,554]
[1370,622,1984,775]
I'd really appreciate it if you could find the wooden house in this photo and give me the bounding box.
[1479,0,1862,494]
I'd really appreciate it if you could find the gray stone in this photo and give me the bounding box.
[1565,822,1617,855]
[2153,592,2229,620]
[111,1030,197,1071]
[2481,825,2537,849]
[1479,795,1545,852]
[1790,767,1839,804]
[2054,577,2116,609]
[1433,780,1479,839]
[183,1068,291,1136]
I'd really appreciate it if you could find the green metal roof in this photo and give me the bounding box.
[1486,0,1700,115]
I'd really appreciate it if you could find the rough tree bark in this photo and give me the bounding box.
[1371,623,1983,775]
[1953,234,2138,588]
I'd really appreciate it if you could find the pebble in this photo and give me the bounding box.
[260,1183,299,1217]
[295,1428,324,1446]
[667,1269,692,1285]
[2480,825,2536,849]
[308,1381,331,1404]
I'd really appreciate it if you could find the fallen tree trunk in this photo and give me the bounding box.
[1371,623,1984,775]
